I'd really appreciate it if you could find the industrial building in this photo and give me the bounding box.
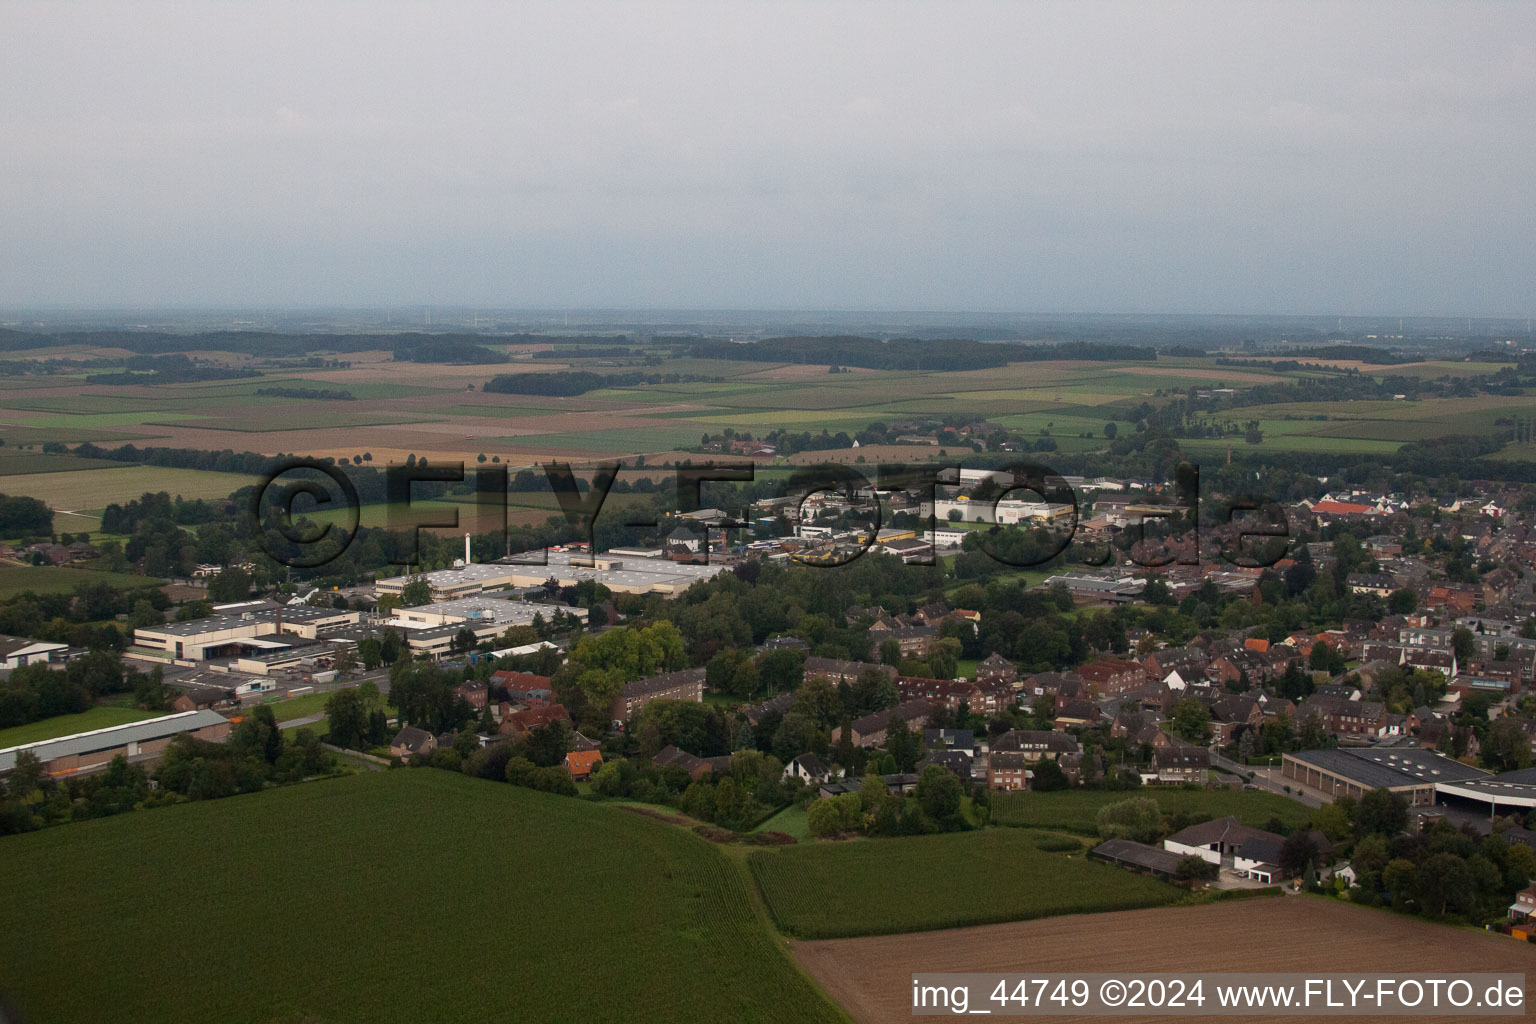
[0,710,231,778]
[133,606,362,662]
[374,550,730,600]
[1282,747,1488,805]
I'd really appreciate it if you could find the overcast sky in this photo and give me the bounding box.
[2,1,1533,315]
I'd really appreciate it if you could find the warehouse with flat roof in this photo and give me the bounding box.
[133,607,362,661]
[1283,747,1488,805]
[0,709,231,777]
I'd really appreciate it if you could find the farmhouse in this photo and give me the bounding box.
[0,710,232,778]
[1090,838,1185,880]
[1163,817,1289,883]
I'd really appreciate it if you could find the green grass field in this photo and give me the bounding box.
[753,803,812,842]
[0,770,847,1024]
[0,706,161,749]
[0,564,165,598]
[748,828,1181,939]
[988,789,1313,834]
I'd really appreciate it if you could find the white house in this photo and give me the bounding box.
[784,753,834,785]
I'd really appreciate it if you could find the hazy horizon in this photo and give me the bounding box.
[4,2,1534,317]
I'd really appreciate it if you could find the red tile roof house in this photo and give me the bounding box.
[1077,658,1149,697]
[490,670,555,707]
[564,748,603,780]
[498,704,572,738]
[897,677,976,713]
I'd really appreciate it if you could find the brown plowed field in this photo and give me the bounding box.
[794,898,1533,1023]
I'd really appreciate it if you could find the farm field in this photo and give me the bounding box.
[0,465,260,509]
[0,451,126,475]
[0,706,161,749]
[988,789,1313,834]
[0,564,165,598]
[793,898,1533,1024]
[0,769,847,1024]
[0,346,1526,476]
[748,829,1181,939]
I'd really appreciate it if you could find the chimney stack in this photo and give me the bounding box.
[465,532,472,565]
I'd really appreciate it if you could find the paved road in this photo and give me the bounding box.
[1212,752,1325,808]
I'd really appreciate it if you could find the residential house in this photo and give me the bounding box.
[802,657,897,685]
[976,652,1019,687]
[390,726,437,762]
[610,667,705,722]
[1078,658,1149,697]
[1301,694,1387,739]
[917,749,973,780]
[1149,737,1210,785]
[923,729,976,756]
[992,729,1082,762]
[784,753,833,785]
[1052,699,1101,730]
[498,704,572,738]
[988,751,1032,791]
[564,749,602,780]
[832,699,933,747]
[452,682,489,710]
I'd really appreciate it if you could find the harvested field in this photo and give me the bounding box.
[795,898,1535,1024]
[0,466,261,509]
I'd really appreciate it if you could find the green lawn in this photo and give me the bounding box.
[753,803,811,842]
[0,706,162,749]
[0,564,165,599]
[0,770,847,1024]
[748,828,1181,939]
[988,788,1312,835]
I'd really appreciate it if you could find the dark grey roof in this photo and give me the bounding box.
[621,667,706,698]
[0,709,228,772]
[1287,746,1488,789]
[1091,839,1184,875]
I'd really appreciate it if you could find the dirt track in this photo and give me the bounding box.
[794,898,1534,1023]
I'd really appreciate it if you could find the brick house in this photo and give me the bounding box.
[1077,658,1148,697]
[988,751,1032,791]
